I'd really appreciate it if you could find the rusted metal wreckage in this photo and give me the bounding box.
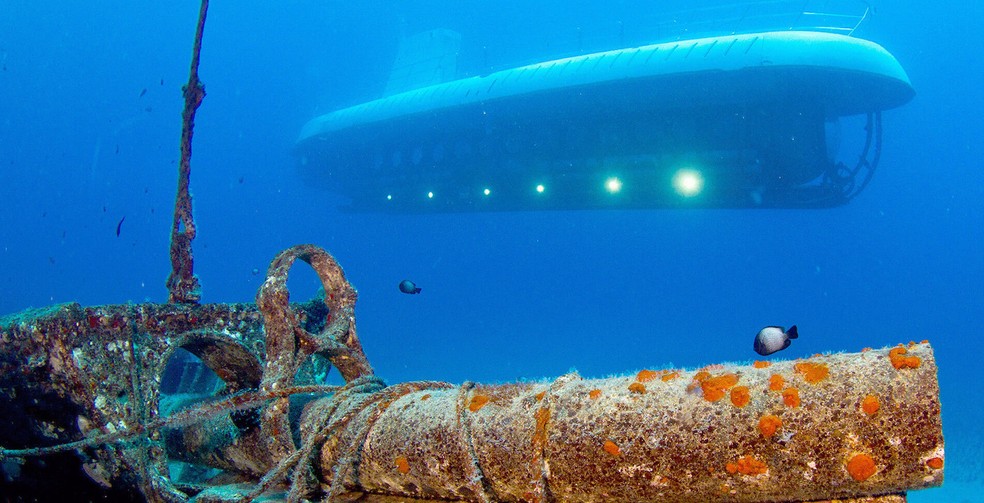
[0,2,944,502]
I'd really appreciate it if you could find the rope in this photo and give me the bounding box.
[0,385,340,459]
[456,382,498,502]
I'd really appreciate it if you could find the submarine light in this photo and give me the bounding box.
[605,177,623,193]
[672,168,704,197]
[535,184,545,193]
[427,191,434,199]
[483,188,491,196]
[386,194,392,201]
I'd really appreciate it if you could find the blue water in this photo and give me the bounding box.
[0,1,980,501]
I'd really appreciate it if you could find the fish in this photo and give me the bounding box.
[139,88,147,98]
[753,325,798,356]
[398,280,421,294]
[116,216,125,237]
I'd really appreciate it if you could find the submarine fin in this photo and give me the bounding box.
[385,29,461,96]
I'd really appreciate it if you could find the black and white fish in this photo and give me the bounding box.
[753,325,798,356]
[398,279,421,294]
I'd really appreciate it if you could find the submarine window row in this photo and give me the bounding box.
[381,167,706,202]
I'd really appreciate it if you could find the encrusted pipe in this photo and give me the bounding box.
[319,344,942,502]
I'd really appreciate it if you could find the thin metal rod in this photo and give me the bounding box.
[166,0,208,304]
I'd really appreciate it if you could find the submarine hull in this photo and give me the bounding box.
[296,31,914,211]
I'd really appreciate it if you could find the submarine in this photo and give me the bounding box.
[296,19,914,211]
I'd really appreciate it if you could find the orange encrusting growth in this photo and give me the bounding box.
[628,382,646,394]
[531,407,550,453]
[603,440,621,457]
[588,389,602,400]
[926,457,944,469]
[794,361,830,384]
[861,395,880,416]
[701,373,739,402]
[395,456,410,474]
[636,369,660,382]
[534,391,546,401]
[469,394,490,412]
[846,453,877,481]
[687,371,711,393]
[661,371,680,382]
[758,414,783,439]
[725,455,768,476]
[889,346,922,370]
[782,387,801,408]
[730,386,751,408]
[769,374,785,391]
[753,360,771,368]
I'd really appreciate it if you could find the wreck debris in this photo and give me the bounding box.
[0,273,945,503]
[337,344,942,502]
[166,0,209,304]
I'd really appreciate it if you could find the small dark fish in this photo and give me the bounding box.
[139,88,147,98]
[144,107,153,112]
[398,280,421,294]
[116,216,125,237]
[115,145,119,154]
[753,325,798,356]
[160,78,164,86]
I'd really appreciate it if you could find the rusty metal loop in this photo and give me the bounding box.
[254,244,374,468]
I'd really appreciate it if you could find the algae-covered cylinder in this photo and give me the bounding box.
[343,344,942,502]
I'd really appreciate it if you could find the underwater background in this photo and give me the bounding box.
[0,1,980,501]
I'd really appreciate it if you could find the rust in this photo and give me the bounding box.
[166,0,208,304]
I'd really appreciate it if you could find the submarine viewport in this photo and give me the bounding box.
[673,169,705,198]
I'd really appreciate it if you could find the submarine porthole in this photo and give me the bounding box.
[672,168,704,197]
[605,177,623,193]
